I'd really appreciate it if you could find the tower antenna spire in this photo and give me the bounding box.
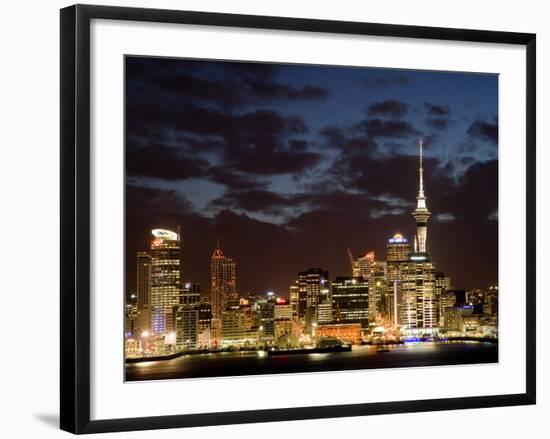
[418,138,424,198]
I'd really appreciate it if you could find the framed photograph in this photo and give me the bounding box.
[60,4,536,434]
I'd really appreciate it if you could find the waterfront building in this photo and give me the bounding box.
[136,251,152,334]
[274,300,293,320]
[125,293,138,337]
[401,256,437,331]
[125,338,140,357]
[175,305,198,350]
[485,286,499,316]
[273,299,298,340]
[197,300,212,349]
[435,272,452,326]
[439,290,457,327]
[316,323,362,344]
[149,229,181,336]
[256,295,275,341]
[289,283,299,320]
[467,288,485,307]
[317,302,334,325]
[297,268,330,334]
[331,277,369,328]
[221,303,258,347]
[443,305,474,332]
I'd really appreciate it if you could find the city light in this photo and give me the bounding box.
[125,139,498,376]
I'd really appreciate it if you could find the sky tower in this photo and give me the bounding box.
[412,139,431,254]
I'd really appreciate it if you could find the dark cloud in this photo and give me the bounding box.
[125,57,498,296]
[127,144,209,180]
[361,76,411,87]
[207,166,264,191]
[426,118,449,130]
[467,120,498,144]
[320,125,378,154]
[127,57,329,110]
[212,190,295,214]
[358,118,420,139]
[367,100,409,118]
[127,99,320,176]
[425,102,451,116]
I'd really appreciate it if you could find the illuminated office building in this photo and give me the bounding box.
[317,302,334,325]
[385,234,411,325]
[289,283,299,320]
[256,294,275,340]
[125,293,138,337]
[221,303,257,347]
[435,272,452,326]
[274,299,296,340]
[351,251,375,278]
[210,242,237,322]
[368,259,387,325]
[210,243,237,320]
[439,290,457,327]
[401,256,437,331]
[297,268,330,334]
[182,282,201,305]
[197,300,212,349]
[485,286,499,316]
[331,277,369,328]
[136,252,152,334]
[175,305,198,350]
[149,229,181,335]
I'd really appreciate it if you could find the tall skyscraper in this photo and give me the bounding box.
[351,251,385,325]
[136,251,152,334]
[386,234,412,272]
[289,283,299,321]
[297,268,330,334]
[197,300,212,349]
[401,258,437,330]
[331,277,369,328]
[210,242,237,321]
[385,233,411,326]
[175,306,198,350]
[412,139,431,254]
[435,272,452,325]
[368,259,387,325]
[149,229,181,335]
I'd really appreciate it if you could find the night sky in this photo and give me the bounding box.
[125,56,498,298]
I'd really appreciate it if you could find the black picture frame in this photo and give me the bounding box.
[60,4,536,434]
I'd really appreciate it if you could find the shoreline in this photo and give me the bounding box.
[126,338,497,363]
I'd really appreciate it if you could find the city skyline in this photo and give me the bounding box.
[126,56,498,302]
